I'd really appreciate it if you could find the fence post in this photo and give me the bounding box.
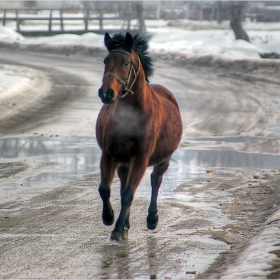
[60,10,64,31]
[84,9,89,31]
[3,9,6,26]
[99,10,103,30]
[48,9,52,32]
[16,10,20,31]
[217,1,221,24]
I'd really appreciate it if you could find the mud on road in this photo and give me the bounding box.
[1,48,280,278]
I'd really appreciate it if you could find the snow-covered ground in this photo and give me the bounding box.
[0,19,280,60]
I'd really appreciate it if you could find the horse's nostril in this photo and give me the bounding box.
[107,89,114,99]
[98,88,103,98]
[98,88,114,103]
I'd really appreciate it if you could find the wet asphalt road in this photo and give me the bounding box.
[1,49,280,278]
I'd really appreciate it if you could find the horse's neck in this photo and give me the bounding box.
[125,69,151,111]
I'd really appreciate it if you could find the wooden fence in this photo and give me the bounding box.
[0,9,140,36]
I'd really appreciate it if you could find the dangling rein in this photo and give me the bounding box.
[102,49,141,98]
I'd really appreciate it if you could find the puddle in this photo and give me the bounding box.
[153,235,230,279]
[180,235,230,276]
[159,192,234,231]
[267,122,280,137]
[0,136,101,183]
[183,135,264,143]
[1,135,280,192]
[173,147,280,170]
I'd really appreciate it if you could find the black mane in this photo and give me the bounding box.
[106,33,153,83]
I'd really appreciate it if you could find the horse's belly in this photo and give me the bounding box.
[106,138,138,162]
[149,138,180,166]
[149,111,182,166]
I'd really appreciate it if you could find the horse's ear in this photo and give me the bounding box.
[124,32,133,52]
[104,32,111,50]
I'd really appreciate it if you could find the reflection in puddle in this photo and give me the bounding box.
[0,136,101,183]
[173,147,280,170]
[183,135,262,143]
[267,122,280,137]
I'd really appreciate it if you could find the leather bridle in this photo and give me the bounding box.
[102,49,141,98]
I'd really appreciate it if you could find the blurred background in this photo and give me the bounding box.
[0,1,280,38]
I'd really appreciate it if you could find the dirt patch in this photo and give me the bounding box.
[0,162,29,179]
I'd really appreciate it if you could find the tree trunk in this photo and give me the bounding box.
[216,1,221,24]
[135,1,146,35]
[230,1,249,42]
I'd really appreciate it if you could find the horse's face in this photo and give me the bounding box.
[98,33,134,104]
[99,52,133,104]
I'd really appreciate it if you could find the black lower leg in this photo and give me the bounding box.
[147,173,162,230]
[111,188,133,241]
[99,186,114,226]
[124,211,130,230]
[147,160,169,230]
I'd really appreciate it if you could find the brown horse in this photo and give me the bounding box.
[96,32,182,241]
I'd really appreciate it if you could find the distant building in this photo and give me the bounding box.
[0,1,25,9]
[0,1,80,9]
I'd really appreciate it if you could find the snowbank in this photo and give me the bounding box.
[0,24,279,60]
[0,26,24,43]
[149,28,268,59]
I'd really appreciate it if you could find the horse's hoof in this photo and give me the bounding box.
[110,228,129,241]
[147,214,158,230]
[102,209,114,226]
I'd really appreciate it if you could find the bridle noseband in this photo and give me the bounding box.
[102,49,141,98]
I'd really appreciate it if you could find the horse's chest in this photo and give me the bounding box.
[105,115,144,161]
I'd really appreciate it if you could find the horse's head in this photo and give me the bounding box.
[98,32,140,104]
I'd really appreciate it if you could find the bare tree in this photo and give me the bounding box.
[230,1,249,42]
[216,1,222,24]
[135,1,146,35]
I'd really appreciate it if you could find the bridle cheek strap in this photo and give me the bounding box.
[102,50,141,98]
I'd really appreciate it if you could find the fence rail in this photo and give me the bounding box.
[0,8,141,36]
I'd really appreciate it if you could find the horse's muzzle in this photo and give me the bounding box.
[98,88,115,104]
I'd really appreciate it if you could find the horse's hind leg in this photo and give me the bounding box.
[98,153,117,226]
[147,159,170,230]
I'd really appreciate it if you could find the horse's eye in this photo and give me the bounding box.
[124,61,129,66]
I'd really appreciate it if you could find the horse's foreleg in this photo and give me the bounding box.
[147,159,170,230]
[111,157,148,241]
[98,152,117,226]
[117,166,130,230]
